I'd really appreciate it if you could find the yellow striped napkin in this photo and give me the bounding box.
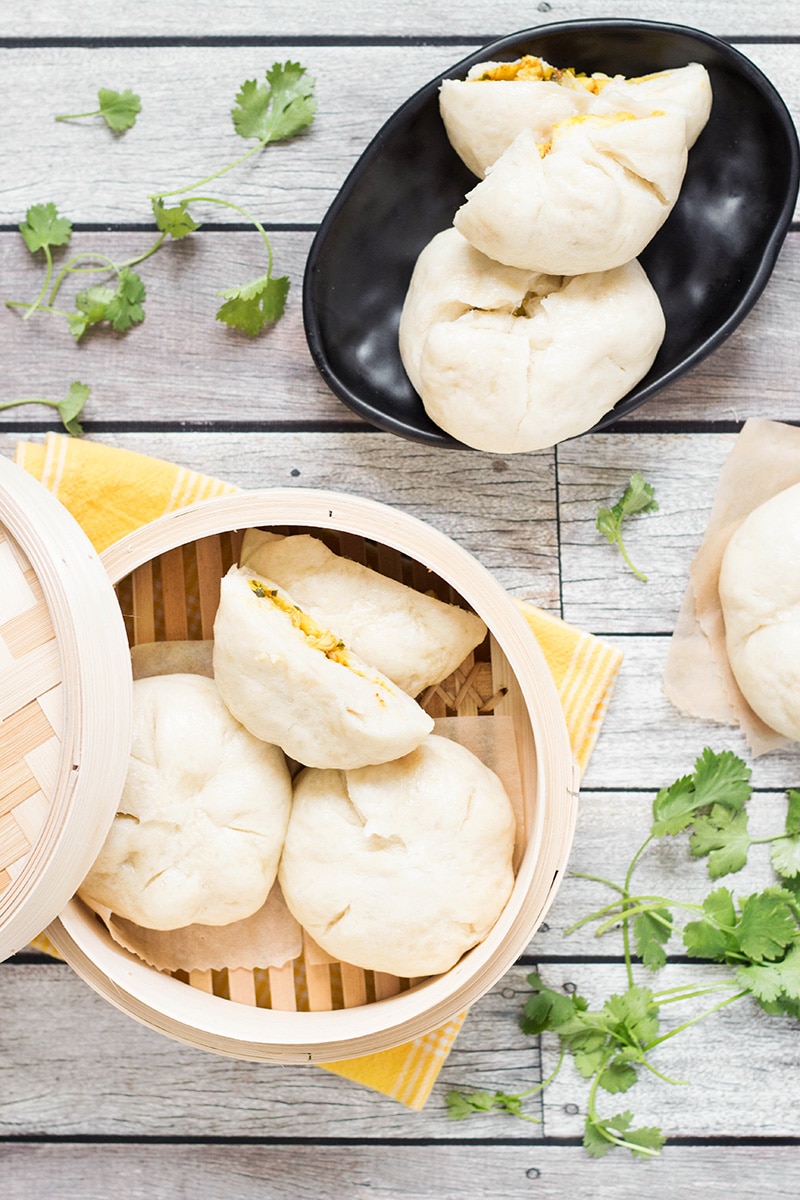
[17,432,622,1110]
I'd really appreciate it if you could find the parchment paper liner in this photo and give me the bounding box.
[664,417,800,756]
[86,644,524,974]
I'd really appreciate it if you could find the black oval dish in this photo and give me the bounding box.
[303,20,800,449]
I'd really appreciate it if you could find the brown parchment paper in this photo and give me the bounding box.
[663,418,800,756]
[86,881,303,974]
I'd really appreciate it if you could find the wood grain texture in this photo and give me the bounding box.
[3,1142,800,1200]
[0,42,796,226]
[0,962,542,1139]
[1,231,798,427]
[0,432,561,609]
[6,0,800,37]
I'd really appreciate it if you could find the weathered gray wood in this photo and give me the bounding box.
[1,231,798,427]
[559,432,736,635]
[6,1,800,40]
[2,1142,800,1200]
[535,789,792,955]
[0,43,796,225]
[0,962,542,1139]
[0,433,560,609]
[541,960,800,1138]
[581,635,800,791]
[3,960,800,1140]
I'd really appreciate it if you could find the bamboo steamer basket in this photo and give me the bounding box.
[0,462,578,1063]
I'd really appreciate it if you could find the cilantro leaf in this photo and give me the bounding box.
[56,381,91,435]
[152,198,201,239]
[520,972,582,1035]
[651,750,751,839]
[18,203,72,255]
[690,806,751,878]
[597,1058,638,1094]
[96,88,141,131]
[55,88,141,132]
[444,1088,538,1123]
[232,61,316,144]
[634,907,673,970]
[0,380,90,435]
[215,272,289,336]
[70,268,146,340]
[771,790,800,879]
[584,1110,665,1159]
[596,471,658,581]
[683,888,739,960]
[735,888,798,962]
[691,748,752,813]
[650,773,697,838]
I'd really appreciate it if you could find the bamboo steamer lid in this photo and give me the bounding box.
[0,455,133,961]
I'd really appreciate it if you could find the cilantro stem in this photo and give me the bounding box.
[0,397,62,413]
[622,835,654,983]
[644,990,748,1050]
[186,195,275,270]
[149,142,265,200]
[21,244,54,320]
[54,109,103,121]
[6,302,75,319]
[586,1055,662,1158]
[652,980,740,1003]
[637,1054,688,1087]
[47,233,167,307]
[615,531,648,583]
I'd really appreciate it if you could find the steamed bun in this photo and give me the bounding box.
[719,483,800,741]
[279,735,516,976]
[213,566,434,769]
[239,530,487,696]
[453,113,688,275]
[439,55,712,177]
[398,226,665,453]
[79,674,293,930]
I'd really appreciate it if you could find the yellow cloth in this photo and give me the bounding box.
[17,432,623,1110]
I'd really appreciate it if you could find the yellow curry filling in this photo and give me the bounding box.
[474,54,614,95]
[248,578,350,665]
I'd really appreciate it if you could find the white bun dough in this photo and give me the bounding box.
[719,482,800,741]
[453,114,688,275]
[398,227,665,453]
[79,674,293,930]
[439,58,712,177]
[212,566,434,769]
[279,735,516,976]
[239,530,487,697]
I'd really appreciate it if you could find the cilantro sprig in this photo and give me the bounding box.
[55,88,141,132]
[596,471,659,581]
[0,381,90,435]
[6,61,316,339]
[447,747,800,1160]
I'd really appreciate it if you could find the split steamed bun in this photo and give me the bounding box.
[279,735,517,976]
[212,565,434,769]
[398,227,665,453]
[719,483,800,741]
[239,530,487,696]
[439,56,712,177]
[453,113,688,275]
[79,674,293,930]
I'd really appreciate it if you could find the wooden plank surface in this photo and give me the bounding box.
[4,1142,799,1200]
[6,0,800,38]
[1,232,798,427]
